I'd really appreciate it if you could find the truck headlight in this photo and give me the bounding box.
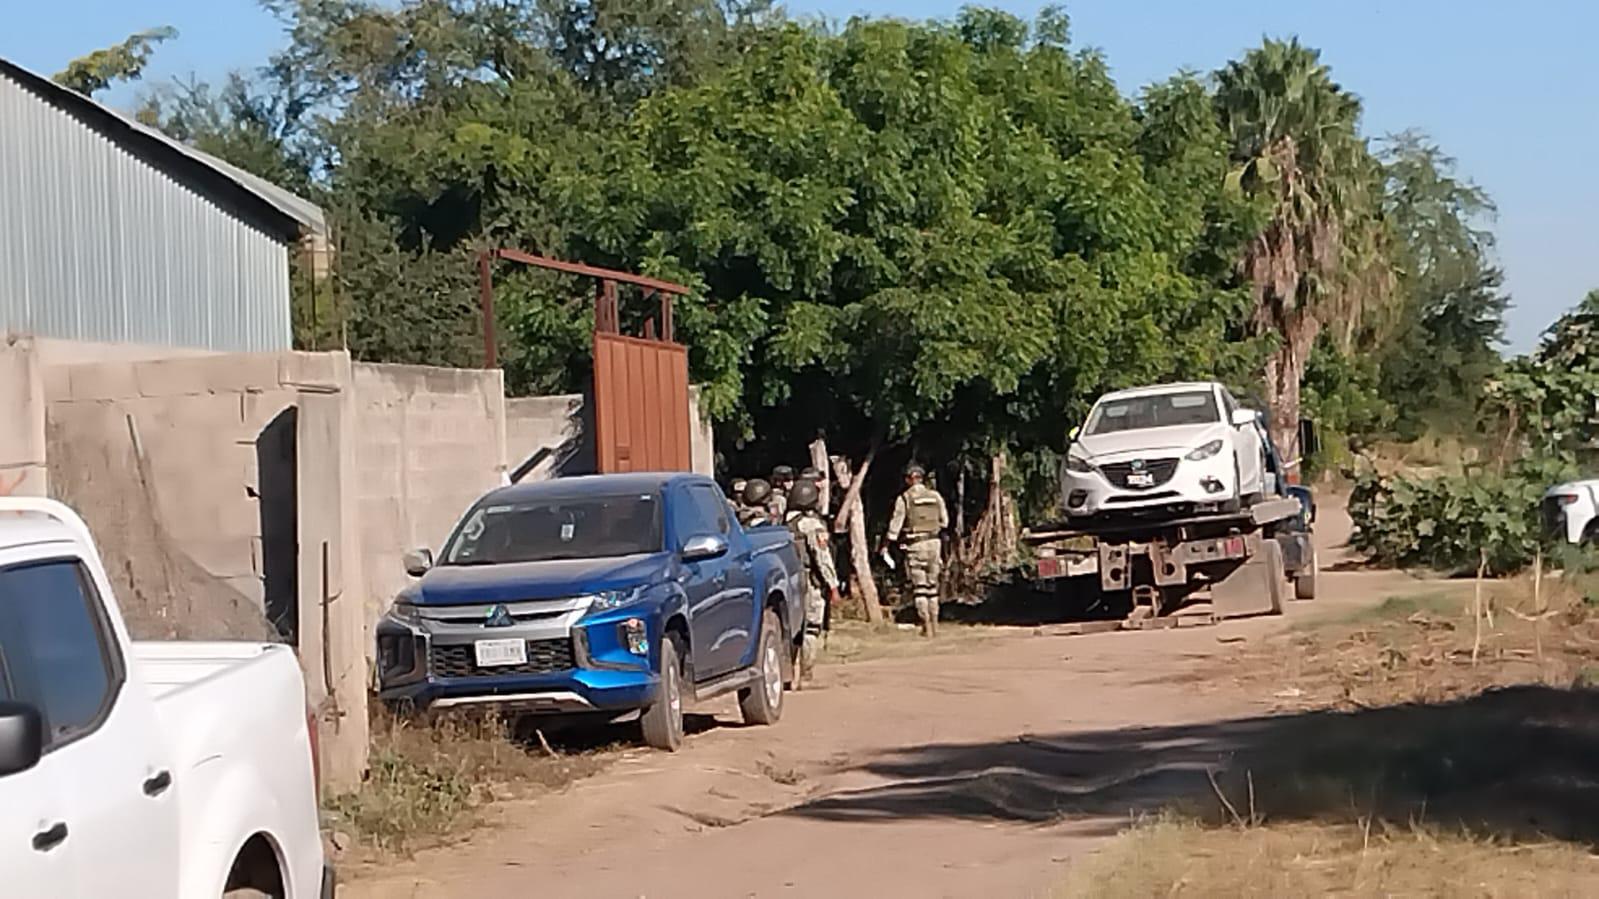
[384,601,422,625]
[1065,454,1095,473]
[1185,440,1225,461]
[588,586,646,612]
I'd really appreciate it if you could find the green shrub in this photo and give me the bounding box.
[1348,458,1572,574]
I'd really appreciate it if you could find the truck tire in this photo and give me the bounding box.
[1294,545,1318,600]
[1262,539,1288,615]
[738,609,785,726]
[641,635,685,751]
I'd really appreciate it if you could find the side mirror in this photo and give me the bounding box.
[1067,425,1080,441]
[403,548,434,577]
[0,702,44,778]
[681,534,729,562]
[1231,408,1259,427]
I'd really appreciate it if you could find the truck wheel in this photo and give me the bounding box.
[1294,545,1318,600]
[1262,539,1288,615]
[738,609,785,726]
[641,635,685,751]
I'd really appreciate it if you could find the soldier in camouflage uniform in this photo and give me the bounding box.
[738,479,774,527]
[785,479,838,685]
[768,465,795,519]
[885,462,949,637]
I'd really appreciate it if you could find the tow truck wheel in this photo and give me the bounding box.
[641,635,685,751]
[738,609,785,726]
[1294,545,1318,600]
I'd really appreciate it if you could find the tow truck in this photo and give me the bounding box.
[1023,415,1318,628]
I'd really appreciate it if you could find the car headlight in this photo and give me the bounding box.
[1185,439,1225,461]
[384,601,422,625]
[1065,454,1095,473]
[588,586,646,612]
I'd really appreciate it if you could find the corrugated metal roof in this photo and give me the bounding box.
[1,60,297,352]
[0,56,325,240]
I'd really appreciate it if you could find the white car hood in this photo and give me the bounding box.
[1074,423,1228,460]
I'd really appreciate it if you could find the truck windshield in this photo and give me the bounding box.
[442,493,662,565]
[1085,390,1219,435]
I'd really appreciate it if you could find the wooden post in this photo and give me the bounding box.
[477,250,498,369]
[1471,548,1487,666]
[1533,548,1544,666]
[809,437,831,516]
[831,445,882,625]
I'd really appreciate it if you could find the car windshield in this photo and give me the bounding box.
[1084,390,1219,435]
[442,493,662,565]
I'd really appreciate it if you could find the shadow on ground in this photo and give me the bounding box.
[943,579,1133,628]
[785,684,1599,846]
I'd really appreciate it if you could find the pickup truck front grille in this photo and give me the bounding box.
[429,638,576,678]
[1100,458,1179,490]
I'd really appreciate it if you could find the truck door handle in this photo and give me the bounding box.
[143,770,173,797]
[32,822,67,852]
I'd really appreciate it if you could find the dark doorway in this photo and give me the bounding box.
[257,406,299,643]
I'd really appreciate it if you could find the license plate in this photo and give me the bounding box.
[474,638,527,667]
[1126,472,1155,487]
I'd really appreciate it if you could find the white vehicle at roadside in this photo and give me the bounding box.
[1543,480,1599,544]
[0,498,331,899]
[1063,381,1266,519]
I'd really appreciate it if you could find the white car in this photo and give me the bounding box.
[0,498,331,899]
[1062,382,1266,519]
[1543,480,1599,544]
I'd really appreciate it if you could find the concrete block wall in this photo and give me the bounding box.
[0,337,47,496]
[43,352,332,610]
[353,363,508,635]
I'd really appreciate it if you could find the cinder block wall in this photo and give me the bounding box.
[0,337,47,496]
[352,363,508,638]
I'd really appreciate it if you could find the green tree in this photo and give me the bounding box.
[1213,38,1392,459]
[55,27,177,97]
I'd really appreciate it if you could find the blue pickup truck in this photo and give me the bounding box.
[375,472,806,749]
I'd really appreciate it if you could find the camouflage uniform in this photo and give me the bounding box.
[886,480,949,636]
[788,508,838,682]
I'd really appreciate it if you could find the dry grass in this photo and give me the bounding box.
[818,619,997,664]
[1060,816,1599,899]
[1060,572,1599,897]
[322,709,615,859]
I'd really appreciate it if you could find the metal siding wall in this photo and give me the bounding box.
[0,73,292,352]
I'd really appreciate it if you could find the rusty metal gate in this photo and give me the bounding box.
[478,249,693,474]
[593,332,690,472]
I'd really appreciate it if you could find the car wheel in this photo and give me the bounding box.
[1294,547,1319,600]
[641,635,685,751]
[738,609,785,726]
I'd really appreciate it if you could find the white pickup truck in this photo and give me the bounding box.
[0,498,331,899]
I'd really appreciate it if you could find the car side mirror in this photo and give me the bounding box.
[1231,408,1259,427]
[0,702,44,778]
[1067,425,1080,441]
[403,548,434,577]
[681,534,728,562]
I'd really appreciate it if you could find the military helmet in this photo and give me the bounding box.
[742,478,773,506]
[905,461,926,479]
[798,466,821,481]
[787,478,821,512]
[772,464,795,481]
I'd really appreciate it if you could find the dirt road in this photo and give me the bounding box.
[344,513,1445,899]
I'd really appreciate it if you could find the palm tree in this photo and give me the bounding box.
[1214,38,1391,461]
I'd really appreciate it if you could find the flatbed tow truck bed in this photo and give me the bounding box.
[1022,495,1316,627]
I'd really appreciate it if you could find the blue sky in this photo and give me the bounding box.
[5,1,1595,351]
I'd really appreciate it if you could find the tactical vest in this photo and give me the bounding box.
[786,514,814,583]
[904,487,942,536]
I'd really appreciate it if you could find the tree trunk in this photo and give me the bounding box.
[963,450,1017,571]
[1262,316,1316,473]
[830,443,882,625]
[808,437,831,516]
